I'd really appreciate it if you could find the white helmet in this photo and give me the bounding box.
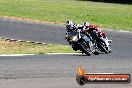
[66,21,73,25]
[75,24,83,29]
[83,22,89,27]
[66,21,74,30]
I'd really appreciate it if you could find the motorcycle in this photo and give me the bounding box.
[65,27,99,56]
[94,32,112,54]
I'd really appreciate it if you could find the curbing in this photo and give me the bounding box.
[35,42,42,44]
[26,41,31,43]
[10,39,17,41]
[0,37,51,45]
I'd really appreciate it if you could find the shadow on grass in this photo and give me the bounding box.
[76,0,132,4]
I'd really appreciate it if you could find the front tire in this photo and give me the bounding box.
[99,43,108,54]
[108,47,112,53]
[79,40,91,56]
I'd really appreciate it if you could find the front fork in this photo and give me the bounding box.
[83,34,94,51]
[100,37,111,51]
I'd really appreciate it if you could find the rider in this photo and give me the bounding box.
[65,21,91,44]
[65,21,98,53]
[82,22,104,43]
[65,21,76,44]
[66,21,74,31]
[82,22,112,52]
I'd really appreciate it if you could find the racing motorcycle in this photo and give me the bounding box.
[65,27,99,56]
[94,32,112,54]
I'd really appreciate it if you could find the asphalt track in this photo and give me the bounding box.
[0,18,132,88]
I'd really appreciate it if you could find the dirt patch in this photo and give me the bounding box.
[0,39,16,49]
[0,16,65,25]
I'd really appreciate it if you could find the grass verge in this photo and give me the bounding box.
[0,39,76,54]
[0,0,131,30]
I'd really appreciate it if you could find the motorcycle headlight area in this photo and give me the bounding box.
[71,35,78,42]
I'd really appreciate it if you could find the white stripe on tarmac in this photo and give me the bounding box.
[0,54,35,56]
[120,30,130,33]
[46,53,82,55]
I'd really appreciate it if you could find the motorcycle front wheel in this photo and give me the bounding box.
[79,40,91,56]
[98,42,109,54]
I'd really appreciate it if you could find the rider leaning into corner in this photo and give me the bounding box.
[65,21,99,53]
[82,21,112,52]
[65,20,112,53]
[65,21,102,42]
[65,20,103,45]
[82,22,103,42]
[65,21,77,44]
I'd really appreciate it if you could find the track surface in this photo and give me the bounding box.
[0,18,132,88]
[0,18,66,44]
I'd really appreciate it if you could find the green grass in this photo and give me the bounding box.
[0,39,76,54]
[0,0,131,30]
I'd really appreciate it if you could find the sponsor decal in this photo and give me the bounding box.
[76,66,131,86]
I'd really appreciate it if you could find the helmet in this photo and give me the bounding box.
[75,24,80,28]
[83,22,89,27]
[66,21,74,30]
[66,21,73,25]
[76,24,83,29]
